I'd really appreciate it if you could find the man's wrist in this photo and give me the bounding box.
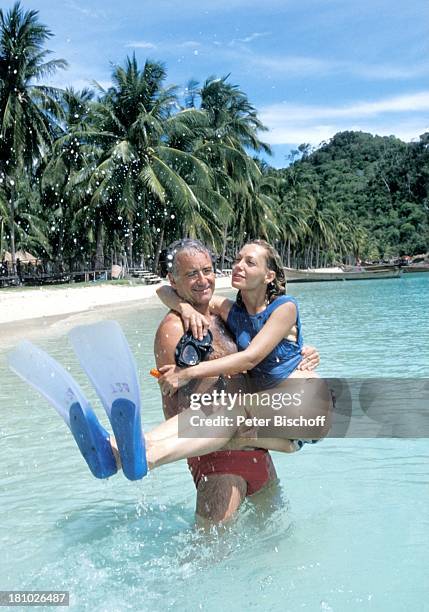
[178,302,192,317]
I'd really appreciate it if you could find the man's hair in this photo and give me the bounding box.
[166,239,215,277]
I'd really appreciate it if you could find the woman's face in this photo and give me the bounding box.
[231,244,275,291]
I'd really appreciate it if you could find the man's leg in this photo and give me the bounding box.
[195,474,247,524]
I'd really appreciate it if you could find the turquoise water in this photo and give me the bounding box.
[0,274,428,611]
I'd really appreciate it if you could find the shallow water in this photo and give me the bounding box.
[0,274,428,611]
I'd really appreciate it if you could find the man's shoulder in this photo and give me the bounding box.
[158,310,184,332]
[154,311,185,365]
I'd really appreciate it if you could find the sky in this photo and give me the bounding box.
[7,0,429,166]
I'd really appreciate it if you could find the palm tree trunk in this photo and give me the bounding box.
[94,221,104,270]
[57,216,65,267]
[0,219,4,257]
[287,238,291,268]
[9,198,17,275]
[153,218,165,273]
[220,223,228,270]
[127,220,134,268]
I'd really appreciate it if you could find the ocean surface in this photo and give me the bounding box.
[0,273,428,611]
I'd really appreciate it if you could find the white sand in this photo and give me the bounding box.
[0,276,234,326]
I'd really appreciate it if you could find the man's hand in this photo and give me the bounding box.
[222,421,258,450]
[179,303,210,340]
[158,364,190,397]
[298,345,320,371]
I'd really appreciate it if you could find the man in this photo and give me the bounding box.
[154,239,319,523]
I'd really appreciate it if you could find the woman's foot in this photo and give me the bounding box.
[109,435,121,469]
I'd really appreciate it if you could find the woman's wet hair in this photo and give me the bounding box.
[236,239,286,305]
[167,239,215,277]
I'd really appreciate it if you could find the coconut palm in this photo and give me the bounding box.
[279,191,311,267]
[192,77,275,262]
[0,1,66,271]
[73,56,221,270]
[305,202,338,268]
[42,87,95,265]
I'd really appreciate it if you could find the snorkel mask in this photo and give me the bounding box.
[175,330,214,367]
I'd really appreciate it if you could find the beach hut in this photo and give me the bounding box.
[3,250,40,265]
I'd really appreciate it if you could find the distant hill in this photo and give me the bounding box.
[274,131,429,259]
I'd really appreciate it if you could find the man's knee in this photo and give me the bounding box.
[195,474,247,523]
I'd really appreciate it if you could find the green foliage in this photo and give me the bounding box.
[275,131,429,263]
[0,6,427,274]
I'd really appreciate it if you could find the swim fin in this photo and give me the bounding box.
[68,321,147,481]
[7,341,117,479]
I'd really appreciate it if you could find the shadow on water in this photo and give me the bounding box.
[23,480,293,603]
[52,478,292,564]
[15,484,293,611]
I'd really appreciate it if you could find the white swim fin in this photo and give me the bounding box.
[7,341,117,478]
[69,321,147,480]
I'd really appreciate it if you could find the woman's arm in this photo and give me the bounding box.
[156,286,233,339]
[156,285,209,338]
[158,301,298,393]
[209,295,235,322]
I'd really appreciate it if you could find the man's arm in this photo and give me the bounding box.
[299,345,320,371]
[154,313,187,419]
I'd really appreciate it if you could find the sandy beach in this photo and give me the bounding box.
[0,276,234,326]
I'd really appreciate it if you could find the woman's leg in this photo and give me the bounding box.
[137,371,330,470]
[144,401,247,469]
[244,371,331,441]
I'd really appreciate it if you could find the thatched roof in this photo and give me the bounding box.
[2,250,40,265]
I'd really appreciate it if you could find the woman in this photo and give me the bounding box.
[152,239,331,456]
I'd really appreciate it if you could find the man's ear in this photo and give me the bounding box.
[168,272,177,289]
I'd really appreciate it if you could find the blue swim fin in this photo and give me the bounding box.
[7,341,117,479]
[69,321,147,481]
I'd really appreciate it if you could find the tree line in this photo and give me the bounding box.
[1,3,428,276]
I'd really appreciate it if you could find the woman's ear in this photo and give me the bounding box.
[266,269,276,284]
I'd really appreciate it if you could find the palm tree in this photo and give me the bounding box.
[194,76,274,262]
[75,56,218,270]
[0,1,66,271]
[306,202,338,268]
[42,87,95,266]
[279,191,311,267]
[0,172,50,262]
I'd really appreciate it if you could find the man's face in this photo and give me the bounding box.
[169,250,215,306]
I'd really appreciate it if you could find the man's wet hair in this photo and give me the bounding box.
[166,239,215,277]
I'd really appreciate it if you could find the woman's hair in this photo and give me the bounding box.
[236,239,287,306]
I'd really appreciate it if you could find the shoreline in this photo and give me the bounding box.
[0,276,235,327]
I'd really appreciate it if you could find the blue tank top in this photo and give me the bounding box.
[226,295,303,390]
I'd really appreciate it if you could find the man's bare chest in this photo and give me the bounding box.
[209,316,237,360]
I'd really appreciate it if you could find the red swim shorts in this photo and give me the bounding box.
[187,449,274,496]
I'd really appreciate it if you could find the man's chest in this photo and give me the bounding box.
[209,316,237,360]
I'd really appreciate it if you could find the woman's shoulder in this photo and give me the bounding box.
[269,294,298,308]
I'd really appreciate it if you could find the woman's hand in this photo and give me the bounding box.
[179,303,210,340]
[298,345,320,371]
[158,364,190,397]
